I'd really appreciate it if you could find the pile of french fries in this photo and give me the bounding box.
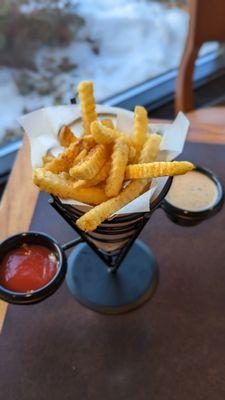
[33,81,194,232]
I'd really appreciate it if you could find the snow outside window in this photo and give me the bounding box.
[0,0,218,145]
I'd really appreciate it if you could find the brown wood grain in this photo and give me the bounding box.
[175,0,225,113]
[0,136,39,333]
[0,121,225,333]
[187,122,225,144]
[186,108,225,129]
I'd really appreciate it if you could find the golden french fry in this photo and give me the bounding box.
[133,106,148,156]
[35,77,194,233]
[128,133,162,192]
[125,161,194,180]
[76,179,147,232]
[91,120,136,162]
[77,81,97,134]
[76,127,162,231]
[74,160,111,189]
[82,134,96,149]
[69,144,107,180]
[44,141,81,174]
[105,138,129,197]
[101,119,114,129]
[84,160,111,186]
[91,121,133,148]
[73,149,88,165]
[42,154,55,166]
[59,125,77,147]
[128,145,136,163]
[127,132,163,193]
[33,168,107,205]
[139,133,162,163]
[58,171,73,180]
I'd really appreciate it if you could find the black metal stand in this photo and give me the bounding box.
[66,240,158,314]
[49,168,172,313]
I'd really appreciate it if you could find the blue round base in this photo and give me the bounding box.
[66,240,158,314]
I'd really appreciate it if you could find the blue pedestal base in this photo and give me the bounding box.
[66,240,158,314]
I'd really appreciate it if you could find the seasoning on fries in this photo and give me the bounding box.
[32,80,195,232]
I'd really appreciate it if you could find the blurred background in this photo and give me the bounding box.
[0,0,224,185]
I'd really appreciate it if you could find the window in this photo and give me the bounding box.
[0,0,220,148]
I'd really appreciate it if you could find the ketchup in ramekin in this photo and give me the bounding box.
[0,243,58,293]
[0,232,67,305]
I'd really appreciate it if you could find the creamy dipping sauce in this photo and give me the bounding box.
[166,170,218,212]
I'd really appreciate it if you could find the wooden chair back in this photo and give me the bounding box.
[175,0,225,113]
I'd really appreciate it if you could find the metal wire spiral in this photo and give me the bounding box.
[49,177,172,271]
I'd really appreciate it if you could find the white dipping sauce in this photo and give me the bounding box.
[166,170,218,212]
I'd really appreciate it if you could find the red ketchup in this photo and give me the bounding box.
[0,244,58,293]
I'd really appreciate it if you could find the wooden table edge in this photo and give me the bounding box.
[0,136,39,333]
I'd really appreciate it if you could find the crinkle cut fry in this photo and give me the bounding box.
[77,81,97,134]
[59,125,77,147]
[42,154,55,166]
[91,120,135,162]
[139,133,162,163]
[125,161,195,179]
[76,131,162,231]
[33,168,107,205]
[105,138,129,197]
[73,149,88,165]
[69,144,107,180]
[91,121,133,147]
[44,141,81,173]
[133,106,148,155]
[82,135,96,150]
[128,145,136,163]
[73,160,111,189]
[101,119,114,129]
[76,179,147,232]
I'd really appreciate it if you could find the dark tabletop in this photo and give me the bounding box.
[1,142,225,400]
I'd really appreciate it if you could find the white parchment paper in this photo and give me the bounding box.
[19,105,189,216]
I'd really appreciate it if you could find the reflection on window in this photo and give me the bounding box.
[0,0,218,145]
